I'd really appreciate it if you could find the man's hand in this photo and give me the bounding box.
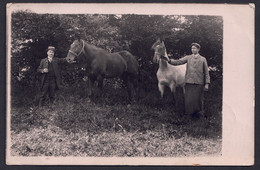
[42,68,48,73]
[204,84,209,91]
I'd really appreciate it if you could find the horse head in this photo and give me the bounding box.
[152,41,169,64]
[66,39,85,63]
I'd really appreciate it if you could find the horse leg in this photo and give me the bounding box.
[128,81,134,103]
[97,76,104,97]
[126,76,135,103]
[122,73,134,103]
[128,74,138,101]
[131,75,139,100]
[88,75,96,98]
[158,82,165,99]
[135,72,140,102]
[181,85,185,112]
[170,85,177,110]
[158,83,165,108]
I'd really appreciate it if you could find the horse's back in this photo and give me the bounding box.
[103,52,128,78]
[173,64,186,76]
[88,47,127,78]
[117,51,139,75]
[157,63,186,87]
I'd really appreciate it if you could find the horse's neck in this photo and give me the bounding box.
[82,41,95,64]
[159,59,168,70]
[159,49,169,70]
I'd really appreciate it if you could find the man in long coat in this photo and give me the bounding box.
[166,43,210,117]
[37,46,67,106]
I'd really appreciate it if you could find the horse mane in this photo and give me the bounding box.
[81,39,110,53]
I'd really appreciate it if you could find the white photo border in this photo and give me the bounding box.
[6,3,255,165]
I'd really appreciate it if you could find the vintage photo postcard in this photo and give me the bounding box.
[6,3,254,165]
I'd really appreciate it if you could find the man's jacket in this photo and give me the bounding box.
[168,54,210,85]
[37,57,67,90]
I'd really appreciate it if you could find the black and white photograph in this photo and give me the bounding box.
[6,3,254,165]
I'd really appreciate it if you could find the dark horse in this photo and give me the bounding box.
[66,39,139,101]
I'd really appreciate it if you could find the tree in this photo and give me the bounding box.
[11,11,223,100]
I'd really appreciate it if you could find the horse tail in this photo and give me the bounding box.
[117,51,139,75]
[123,58,128,72]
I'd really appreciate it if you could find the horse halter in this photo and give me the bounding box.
[68,40,85,58]
[154,45,165,57]
[154,51,163,56]
[154,44,169,61]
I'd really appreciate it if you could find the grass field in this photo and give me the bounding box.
[10,82,222,157]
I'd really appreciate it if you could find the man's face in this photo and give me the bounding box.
[47,50,55,58]
[191,46,199,54]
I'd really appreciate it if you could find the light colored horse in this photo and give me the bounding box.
[152,40,186,107]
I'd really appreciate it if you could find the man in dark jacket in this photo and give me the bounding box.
[37,46,67,106]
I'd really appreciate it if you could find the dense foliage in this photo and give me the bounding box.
[11,10,223,102]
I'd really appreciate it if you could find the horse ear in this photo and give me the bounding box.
[161,41,166,49]
[152,38,161,50]
[161,41,166,52]
[161,41,165,46]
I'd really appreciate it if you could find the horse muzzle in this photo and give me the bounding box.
[66,56,77,64]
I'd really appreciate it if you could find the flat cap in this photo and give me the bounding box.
[191,43,201,49]
[46,46,55,52]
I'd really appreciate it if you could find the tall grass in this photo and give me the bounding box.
[10,79,222,157]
